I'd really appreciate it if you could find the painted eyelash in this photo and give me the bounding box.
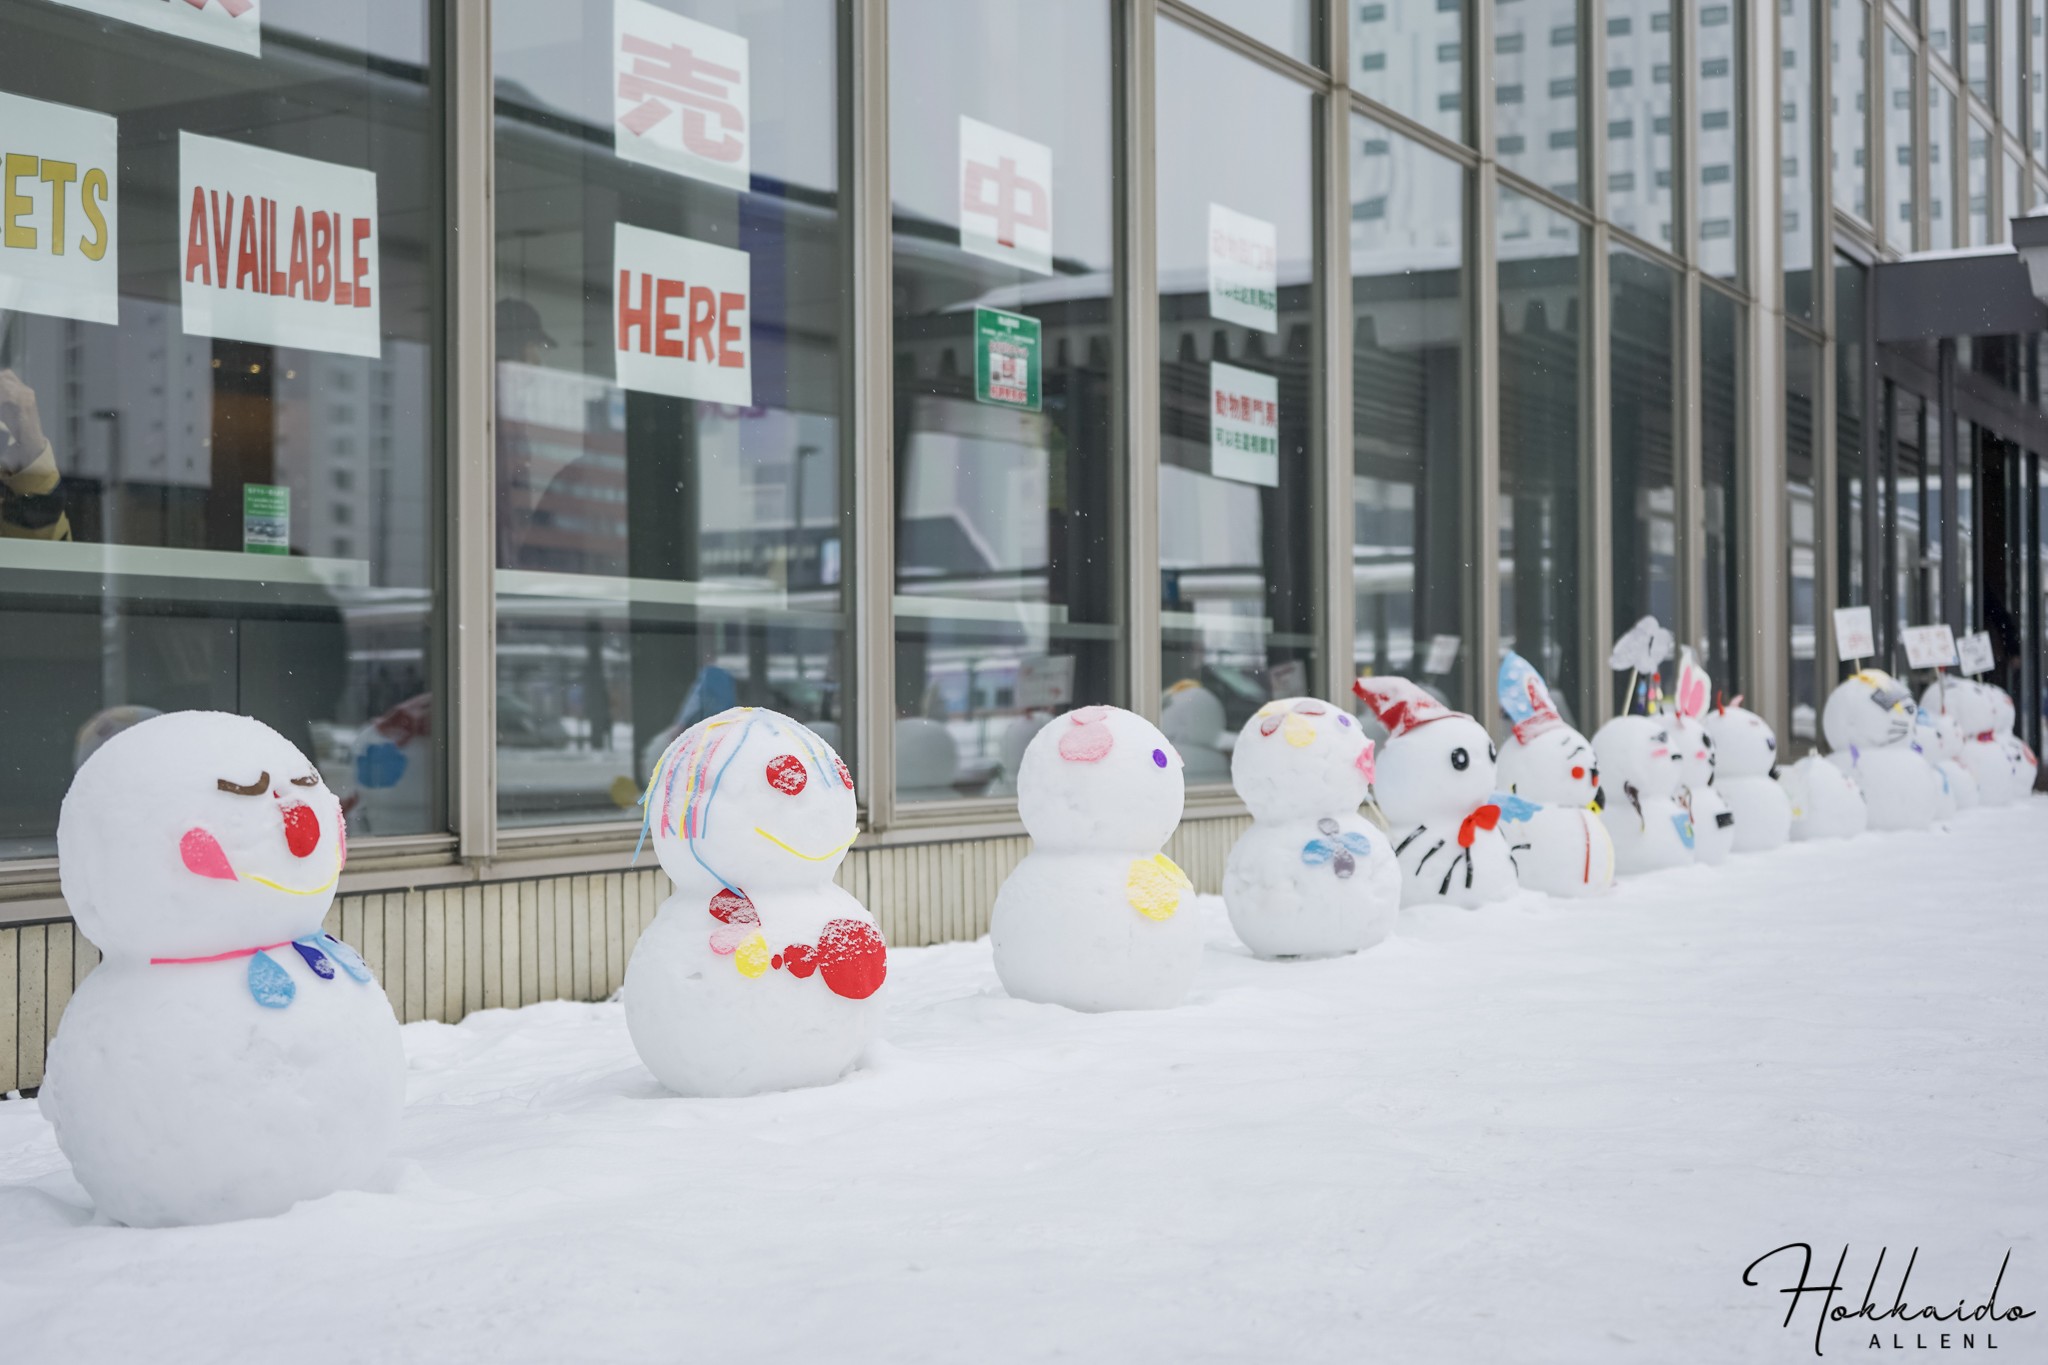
[217,772,269,796]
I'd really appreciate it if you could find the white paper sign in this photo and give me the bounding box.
[613,222,751,404]
[51,0,261,55]
[1832,604,1876,662]
[612,0,749,192]
[1900,623,1959,670]
[1209,361,1279,487]
[1269,659,1308,698]
[1207,203,1277,333]
[179,134,380,358]
[1017,653,1074,711]
[0,92,119,326]
[1957,630,1995,676]
[958,116,1052,276]
[1424,634,1461,675]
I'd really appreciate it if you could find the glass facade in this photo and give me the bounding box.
[1606,0,1675,248]
[1494,0,1583,201]
[1609,246,1678,656]
[1835,0,1871,222]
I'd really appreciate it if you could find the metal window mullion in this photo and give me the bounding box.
[1744,0,1787,712]
[1124,0,1163,719]
[448,0,496,862]
[1676,0,1707,658]
[1319,0,1354,701]
[1584,0,1613,726]
[1471,0,1502,722]
[849,0,896,830]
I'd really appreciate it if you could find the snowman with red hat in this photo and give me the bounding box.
[1353,677,1520,909]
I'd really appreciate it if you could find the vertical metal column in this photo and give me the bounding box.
[1811,0,1841,702]
[1469,0,1502,721]
[1584,0,1617,729]
[1938,337,1962,629]
[1319,0,1356,701]
[1675,0,1708,666]
[1122,0,1164,719]
[1745,0,1789,723]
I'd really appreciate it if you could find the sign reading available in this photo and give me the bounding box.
[613,221,751,405]
[0,91,119,325]
[179,133,380,359]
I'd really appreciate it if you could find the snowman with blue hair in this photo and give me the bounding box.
[1492,652,1615,897]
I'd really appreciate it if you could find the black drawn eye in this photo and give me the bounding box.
[1486,742,1497,763]
[290,773,320,788]
[1450,747,1470,771]
[217,772,269,796]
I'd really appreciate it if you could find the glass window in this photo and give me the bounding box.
[1785,0,1818,322]
[1885,25,1917,248]
[889,1,1118,804]
[1609,247,1678,677]
[0,1,443,855]
[1888,385,1935,642]
[1930,75,1956,249]
[2007,150,2025,233]
[1606,0,1674,248]
[1353,0,1463,143]
[1158,19,1319,780]
[1969,0,1991,101]
[1495,0,1582,201]
[493,0,849,826]
[1181,0,1316,64]
[1834,0,1871,222]
[2033,0,2046,158]
[1836,255,1869,618]
[2003,0,2023,127]
[1700,288,1743,687]
[1698,0,1741,278]
[1931,2,1952,56]
[1970,116,1994,241]
[1785,329,1820,748]
[1351,118,1467,708]
[1497,187,1586,725]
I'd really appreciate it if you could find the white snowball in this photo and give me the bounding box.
[1781,754,1870,840]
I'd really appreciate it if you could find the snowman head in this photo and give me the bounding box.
[57,711,347,961]
[1821,670,1916,752]
[1230,696,1374,821]
[643,707,857,894]
[1671,716,1717,789]
[1983,684,2017,736]
[1017,705,1185,851]
[1353,677,1496,821]
[1494,652,1599,806]
[1699,700,1778,778]
[1590,714,1687,799]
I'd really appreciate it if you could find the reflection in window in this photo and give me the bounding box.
[1159,20,1318,780]
[1495,0,1582,201]
[1497,188,1585,725]
[1785,331,1819,747]
[1930,77,1955,250]
[0,2,442,855]
[1605,0,1674,248]
[1784,0,1817,320]
[1835,256,1868,618]
[1697,0,1740,279]
[1609,248,1677,664]
[1180,0,1316,64]
[493,0,849,827]
[1968,0,1991,101]
[1354,0,1463,144]
[2002,0,2022,127]
[2005,152,2024,235]
[1351,118,1466,709]
[1887,385,1935,647]
[2034,0,2046,159]
[1968,118,1992,245]
[1884,26,1916,249]
[1833,0,1870,223]
[1700,288,1743,687]
[888,0,1119,803]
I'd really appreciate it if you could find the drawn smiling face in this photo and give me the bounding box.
[56,711,347,962]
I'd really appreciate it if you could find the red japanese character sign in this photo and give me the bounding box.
[958,116,1053,277]
[1209,361,1279,488]
[613,222,751,405]
[51,0,261,56]
[613,0,750,192]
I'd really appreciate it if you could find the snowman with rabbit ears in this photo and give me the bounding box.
[1668,647,1737,865]
[1591,616,1698,874]
[1492,652,1614,896]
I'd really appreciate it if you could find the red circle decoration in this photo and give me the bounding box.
[765,754,809,795]
[834,755,854,790]
[707,888,759,926]
[281,803,321,859]
[813,918,888,999]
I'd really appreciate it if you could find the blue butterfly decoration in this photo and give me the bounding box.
[1303,817,1374,879]
[1492,792,1542,824]
[244,935,377,1008]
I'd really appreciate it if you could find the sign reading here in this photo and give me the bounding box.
[613,221,751,404]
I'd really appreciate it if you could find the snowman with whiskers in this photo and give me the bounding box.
[1353,677,1520,908]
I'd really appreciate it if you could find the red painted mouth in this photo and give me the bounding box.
[282,803,321,859]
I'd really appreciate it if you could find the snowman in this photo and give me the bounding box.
[1668,648,1737,864]
[39,711,402,1227]
[1822,670,1937,830]
[1923,678,2018,805]
[1986,684,2040,795]
[1352,677,1519,909]
[991,706,1199,1010]
[1590,714,1697,874]
[1780,753,1870,840]
[1221,697,1401,957]
[1492,652,1614,897]
[623,707,886,1097]
[1698,698,1793,852]
[1909,708,1961,820]
[1921,707,1981,811]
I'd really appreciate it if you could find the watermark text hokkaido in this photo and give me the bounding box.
[1741,1243,2033,1356]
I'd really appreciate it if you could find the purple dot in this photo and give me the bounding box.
[1152,748,1168,768]
[1336,713,1353,726]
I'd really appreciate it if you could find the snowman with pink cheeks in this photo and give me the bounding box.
[1668,647,1736,865]
[1699,696,1794,852]
[40,711,402,1227]
[1492,652,1614,897]
[1353,677,1519,909]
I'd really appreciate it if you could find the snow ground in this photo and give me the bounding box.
[2,802,2044,1364]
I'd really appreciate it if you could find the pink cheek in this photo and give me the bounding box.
[179,827,237,881]
[338,811,349,868]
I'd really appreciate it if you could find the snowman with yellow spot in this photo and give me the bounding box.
[1222,697,1400,958]
[624,707,887,1097]
[990,705,1201,1011]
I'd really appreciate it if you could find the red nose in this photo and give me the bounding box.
[1570,765,1586,780]
[282,803,321,858]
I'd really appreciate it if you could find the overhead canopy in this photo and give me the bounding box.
[1874,245,2048,342]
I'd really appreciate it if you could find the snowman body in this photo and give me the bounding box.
[1909,711,1960,820]
[1781,754,1870,840]
[1924,710,1980,811]
[1222,698,1400,958]
[1822,672,1936,830]
[1672,717,1736,865]
[1492,653,1613,897]
[1924,680,2015,804]
[991,707,1201,1010]
[1591,716,1696,874]
[39,711,402,1227]
[1355,679,1519,909]
[623,708,886,1097]
[1983,685,2040,797]
[1699,704,1792,852]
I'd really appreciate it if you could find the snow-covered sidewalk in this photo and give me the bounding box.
[2,801,2044,1364]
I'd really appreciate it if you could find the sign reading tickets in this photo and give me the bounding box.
[612,0,749,192]
[1832,604,1875,662]
[1957,629,1996,676]
[1207,203,1277,333]
[1900,623,1959,670]
[180,133,380,358]
[613,221,751,404]
[959,116,1052,276]
[974,306,1041,411]
[51,0,261,56]
[1209,361,1279,487]
[0,92,118,325]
